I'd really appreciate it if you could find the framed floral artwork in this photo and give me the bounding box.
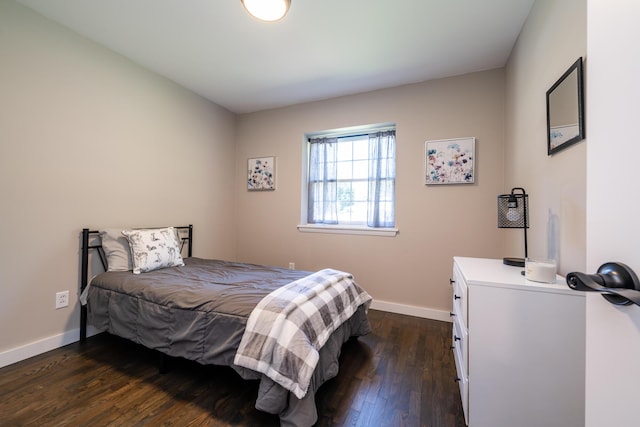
[247,156,276,191]
[425,137,475,185]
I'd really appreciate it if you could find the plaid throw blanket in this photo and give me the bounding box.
[233,268,372,399]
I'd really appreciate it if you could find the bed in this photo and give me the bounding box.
[79,225,372,427]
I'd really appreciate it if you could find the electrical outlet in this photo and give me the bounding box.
[288,262,295,270]
[55,291,69,309]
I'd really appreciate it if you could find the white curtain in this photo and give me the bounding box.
[367,131,396,227]
[308,137,338,224]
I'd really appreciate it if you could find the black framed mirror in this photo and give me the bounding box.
[546,57,584,155]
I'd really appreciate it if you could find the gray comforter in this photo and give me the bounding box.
[87,257,372,426]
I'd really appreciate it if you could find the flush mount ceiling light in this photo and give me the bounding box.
[241,0,291,22]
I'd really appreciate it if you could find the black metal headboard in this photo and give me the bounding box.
[79,225,193,341]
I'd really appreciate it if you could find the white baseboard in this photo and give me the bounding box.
[370,299,452,323]
[0,326,100,369]
[1,303,447,369]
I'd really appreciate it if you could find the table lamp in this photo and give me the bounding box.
[497,187,529,267]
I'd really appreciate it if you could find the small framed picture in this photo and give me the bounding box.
[247,156,276,191]
[425,137,475,185]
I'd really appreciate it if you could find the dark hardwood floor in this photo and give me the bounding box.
[0,310,465,426]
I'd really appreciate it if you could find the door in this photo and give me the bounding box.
[586,2,640,427]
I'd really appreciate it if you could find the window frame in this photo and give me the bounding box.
[298,123,399,237]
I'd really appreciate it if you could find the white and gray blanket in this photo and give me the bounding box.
[233,268,372,399]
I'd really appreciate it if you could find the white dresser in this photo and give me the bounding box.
[451,257,585,427]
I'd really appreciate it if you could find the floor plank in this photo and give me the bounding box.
[0,310,465,426]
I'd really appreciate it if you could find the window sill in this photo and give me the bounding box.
[297,224,398,237]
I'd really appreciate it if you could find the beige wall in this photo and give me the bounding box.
[235,70,506,315]
[0,1,237,354]
[504,0,586,275]
[1,0,589,363]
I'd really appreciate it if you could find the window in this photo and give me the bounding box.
[300,124,397,236]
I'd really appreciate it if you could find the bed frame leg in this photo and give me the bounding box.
[80,228,90,343]
[80,306,87,343]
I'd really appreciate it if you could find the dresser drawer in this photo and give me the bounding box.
[452,263,468,328]
[453,338,469,425]
[452,318,468,372]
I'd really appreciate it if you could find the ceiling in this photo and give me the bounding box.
[17,0,535,114]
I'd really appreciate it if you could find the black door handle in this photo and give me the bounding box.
[566,262,640,306]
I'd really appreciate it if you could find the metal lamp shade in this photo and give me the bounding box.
[497,193,529,228]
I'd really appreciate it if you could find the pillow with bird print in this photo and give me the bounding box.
[121,227,184,274]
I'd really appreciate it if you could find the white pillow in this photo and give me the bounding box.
[100,229,133,271]
[121,227,185,274]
